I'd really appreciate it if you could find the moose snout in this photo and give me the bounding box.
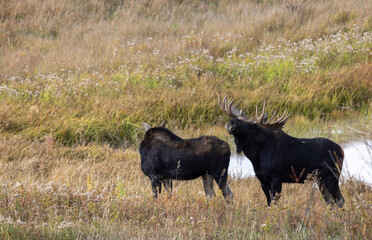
[225,124,235,133]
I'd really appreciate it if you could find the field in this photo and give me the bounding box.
[0,0,371,239]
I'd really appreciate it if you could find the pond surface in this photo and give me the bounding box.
[228,140,372,185]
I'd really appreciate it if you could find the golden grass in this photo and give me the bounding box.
[1,0,371,77]
[1,0,372,238]
[1,0,371,146]
[0,135,371,239]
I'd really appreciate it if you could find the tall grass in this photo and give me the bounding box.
[0,135,371,239]
[0,1,372,238]
[0,1,372,146]
[1,0,371,77]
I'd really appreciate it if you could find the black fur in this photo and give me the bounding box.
[140,123,233,203]
[226,118,344,207]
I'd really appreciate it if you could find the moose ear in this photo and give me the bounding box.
[142,122,152,132]
[160,120,167,128]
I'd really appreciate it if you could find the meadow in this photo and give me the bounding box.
[0,0,371,239]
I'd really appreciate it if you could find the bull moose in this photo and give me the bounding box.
[139,121,234,203]
[219,96,345,207]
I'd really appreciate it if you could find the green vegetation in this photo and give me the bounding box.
[0,0,371,239]
[1,0,371,146]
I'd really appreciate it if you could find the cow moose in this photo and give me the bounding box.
[139,121,234,203]
[219,96,345,207]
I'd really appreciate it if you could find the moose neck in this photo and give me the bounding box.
[235,126,277,165]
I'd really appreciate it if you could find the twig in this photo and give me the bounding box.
[297,182,317,236]
[346,126,370,136]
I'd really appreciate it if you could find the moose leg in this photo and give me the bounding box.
[318,180,331,204]
[219,182,233,204]
[163,179,173,193]
[257,177,272,206]
[270,178,282,205]
[260,182,271,206]
[335,187,345,207]
[213,172,234,204]
[320,177,345,207]
[151,178,162,198]
[202,174,216,198]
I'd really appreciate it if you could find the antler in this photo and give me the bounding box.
[218,95,249,120]
[219,95,291,130]
[255,103,291,130]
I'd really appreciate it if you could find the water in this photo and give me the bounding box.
[229,140,372,184]
[228,154,255,179]
[342,141,372,184]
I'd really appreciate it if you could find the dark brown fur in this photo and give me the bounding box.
[140,123,233,203]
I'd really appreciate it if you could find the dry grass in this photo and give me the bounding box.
[1,0,372,238]
[1,0,371,77]
[1,1,371,147]
[0,135,371,239]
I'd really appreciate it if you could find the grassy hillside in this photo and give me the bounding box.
[0,0,371,239]
[1,0,371,146]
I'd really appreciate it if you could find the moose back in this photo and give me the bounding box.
[219,96,344,207]
[139,121,234,203]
